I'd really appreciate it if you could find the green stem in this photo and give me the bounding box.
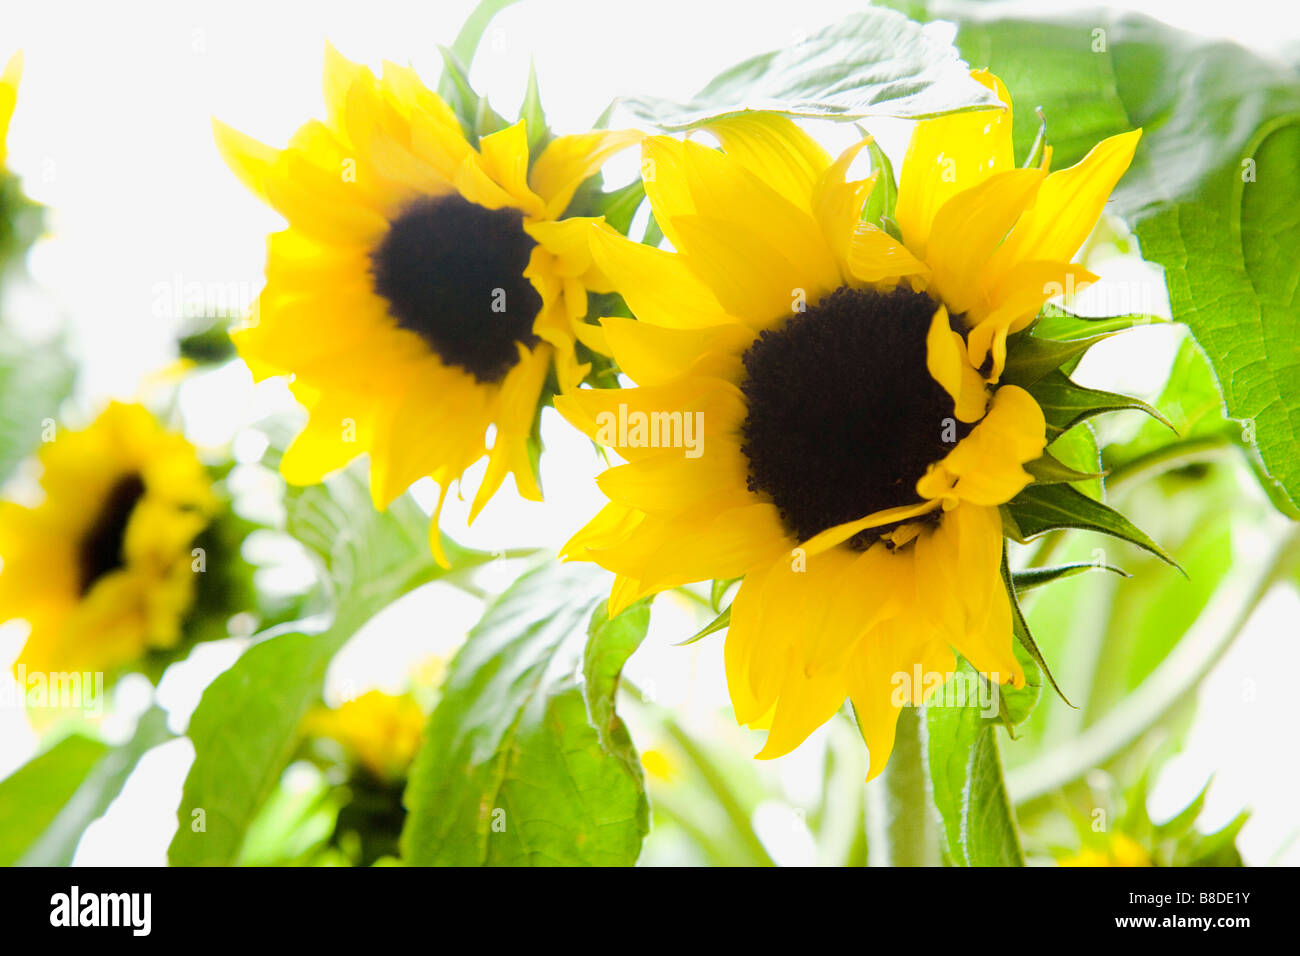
[1105,434,1233,489]
[663,722,776,866]
[865,706,940,866]
[1009,525,1300,803]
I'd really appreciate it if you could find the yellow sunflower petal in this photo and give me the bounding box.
[478,119,545,216]
[988,129,1143,283]
[599,316,753,386]
[672,213,806,328]
[924,167,1045,317]
[703,112,832,209]
[0,51,22,164]
[925,303,988,423]
[529,129,643,219]
[587,225,735,330]
[812,136,877,277]
[845,223,931,285]
[895,69,1014,257]
[917,384,1046,507]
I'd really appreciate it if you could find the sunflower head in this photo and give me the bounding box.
[0,402,216,678]
[213,45,640,562]
[558,77,1140,778]
[303,688,426,784]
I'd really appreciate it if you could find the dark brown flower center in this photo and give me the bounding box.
[370,194,542,384]
[79,473,146,593]
[740,286,971,549]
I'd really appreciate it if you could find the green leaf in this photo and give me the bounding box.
[620,8,1002,130]
[582,600,651,758]
[1001,332,1114,388]
[1029,368,1173,436]
[20,707,172,866]
[891,1,1300,513]
[1136,127,1300,513]
[925,664,1024,866]
[0,734,107,866]
[595,179,646,237]
[440,0,521,99]
[1005,482,1179,569]
[170,468,481,865]
[0,327,76,482]
[402,561,650,866]
[1012,562,1128,592]
[436,46,507,146]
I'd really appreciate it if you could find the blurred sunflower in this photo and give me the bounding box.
[303,689,426,784]
[213,46,640,562]
[301,686,431,866]
[558,74,1141,777]
[0,50,20,166]
[1058,834,1151,867]
[0,402,215,676]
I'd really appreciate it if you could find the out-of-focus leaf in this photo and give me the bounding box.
[177,316,238,366]
[402,561,650,865]
[0,734,107,866]
[0,328,76,482]
[20,707,172,866]
[621,8,1002,129]
[439,0,520,102]
[170,468,487,865]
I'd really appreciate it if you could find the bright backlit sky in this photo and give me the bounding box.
[0,0,1297,866]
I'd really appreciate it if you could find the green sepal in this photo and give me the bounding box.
[861,134,900,240]
[1001,331,1115,388]
[1023,448,1107,485]
[1001,545,1071,709]
[676,606,730,646]
[1028,368,1175,436]
[518,60,552,158]
[1004,483,1181,571]
[1011,561,1129,592]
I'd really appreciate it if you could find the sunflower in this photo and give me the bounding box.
[1058,833,1151,867]
[0,50,20,167]
[557,73,1141,778]
[303,689,426,783]
[213,46,640,562]
[0,402,215,677]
